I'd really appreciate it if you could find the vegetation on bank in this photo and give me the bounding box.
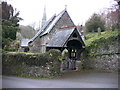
[85,29,120,47]
[83,29,120,57]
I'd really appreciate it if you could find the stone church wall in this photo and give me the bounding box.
[49,11,74,37]
[29,37,42,53]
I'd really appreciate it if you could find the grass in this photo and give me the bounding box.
[5,51,41,55]
[3,73,58,79]
[85,29,120,47]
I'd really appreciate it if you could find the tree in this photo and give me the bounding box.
[99,2,119,30]
[2,2,22,25]
[85,13,105,32]
[17,25,36,39]
[1,1,22,49]
[2,1,14,20]
[105,4,119,30]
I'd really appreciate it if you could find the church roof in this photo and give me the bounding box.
[40,9,66,36]
[30,9,68,42]
[30,14,56,41]
[46,27,84,48]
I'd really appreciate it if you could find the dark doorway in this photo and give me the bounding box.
[65,40,82,70]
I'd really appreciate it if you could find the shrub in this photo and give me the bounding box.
[47,49,61,62]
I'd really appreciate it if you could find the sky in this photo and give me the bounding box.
[5,0,117,29]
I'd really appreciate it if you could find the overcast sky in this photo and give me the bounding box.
[5,0,116,29]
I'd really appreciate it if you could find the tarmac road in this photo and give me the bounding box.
[2,72,118,88]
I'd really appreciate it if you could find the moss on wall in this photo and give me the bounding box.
[3,49,62,77]
[81,29,120,72]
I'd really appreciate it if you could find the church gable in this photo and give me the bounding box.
[49,10,75,35]
[64,28,85,48]
[40,9,74,37]
[55,10,74,28]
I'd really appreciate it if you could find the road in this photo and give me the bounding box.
[2,72,118,88]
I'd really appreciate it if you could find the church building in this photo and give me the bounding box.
[19,7,85,70]
[20,7,85,54]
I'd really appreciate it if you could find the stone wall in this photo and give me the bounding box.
[29,37,42,53]
[81,37,119,72]
[88,38,119,55]
[3,49,62,77]
[3,61,61,77]
[81,53,119,71]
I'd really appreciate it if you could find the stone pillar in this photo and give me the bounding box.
[72,60,76,70]
[76,61,81,70]
[68,59,76,70]
[97,27,101,36]
[60,61,65,71]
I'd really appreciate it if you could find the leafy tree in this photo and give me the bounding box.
[2,20,19,40]
[1,1,22,49]
[18,25,36,39]
[85,13,105,32]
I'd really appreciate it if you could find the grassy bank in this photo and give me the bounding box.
[85,29,120,47]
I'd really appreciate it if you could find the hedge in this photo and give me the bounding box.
[2,49,62,77]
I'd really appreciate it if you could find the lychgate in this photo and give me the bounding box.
[46,27,85,70]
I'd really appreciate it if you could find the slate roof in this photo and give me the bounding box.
[29,9,67,42]
[20,39,30,47]
[40,9,66,36]
[46,27,76,47]
[30,14,56,41]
